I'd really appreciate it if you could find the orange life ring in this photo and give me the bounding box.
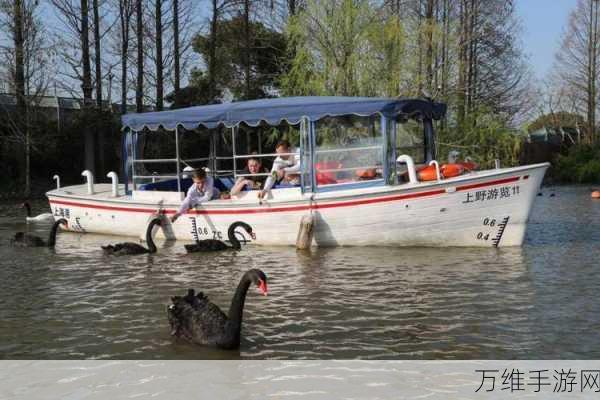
[417,165,439,181]
[592,190,600,199]
[315,161,339,185]
[460,161,478,172]
[441,163,465,178]
[417,163,465,181]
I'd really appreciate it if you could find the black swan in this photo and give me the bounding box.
[20,201,55,223]
[167,268,268,349]
[184,221,255,253]
[102,218,162,255]
[12,218,68,247]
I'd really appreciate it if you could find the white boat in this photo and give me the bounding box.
[46,97,548,247]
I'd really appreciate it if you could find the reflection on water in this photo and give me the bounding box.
[0,185,599,359]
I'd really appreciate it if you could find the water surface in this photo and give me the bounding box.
[1,185,598,359]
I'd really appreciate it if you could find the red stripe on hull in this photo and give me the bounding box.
[49,175,523,215]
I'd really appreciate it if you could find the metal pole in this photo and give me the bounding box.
[231,126,237,179]
[175,125,181,193]
[258,130,262,154]
[309,120,316,192]
[132,130,137,191]
[381,115,388,184]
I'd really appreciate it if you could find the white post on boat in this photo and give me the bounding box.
[81,170,95,195]
[53,174,60,190]
[429,160,442,181]
[106,171,119,197]
[397,155,418,184]
[495,159,501,169]
[296,214,314,250]
[174,125,182,194]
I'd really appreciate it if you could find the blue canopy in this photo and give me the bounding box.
[121,96,447,131]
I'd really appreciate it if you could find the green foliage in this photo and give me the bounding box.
[166,70,223,108]
[280,0,390,96]
[438,107,524,168]
[554,144,600,183]
[192,15,287,101]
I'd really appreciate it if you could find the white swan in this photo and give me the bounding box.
[21,202,55,223]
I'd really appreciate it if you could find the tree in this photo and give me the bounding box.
[154,0,163,110]
[117,0,134,114]
[135,0,143,112]
[0,0,52,196]
[281,0,383,96]
[552,0,600,145]
[172,0,180,93]
[193,14,287,101]
[49,0,96,172]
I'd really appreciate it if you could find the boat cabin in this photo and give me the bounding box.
[121,97,447,201]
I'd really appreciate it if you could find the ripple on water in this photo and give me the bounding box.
[0,188,599,359]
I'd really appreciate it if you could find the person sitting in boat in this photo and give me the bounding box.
[258,139,300,200]
[229,155,269,197]
[171,168,220,222]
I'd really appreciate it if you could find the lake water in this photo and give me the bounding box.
[1,185,599,360]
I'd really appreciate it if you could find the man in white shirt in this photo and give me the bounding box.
[171,168,220,222]
[258,139,300,200]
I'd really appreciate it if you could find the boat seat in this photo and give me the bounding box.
[138,179,190,192]
[138,176,236,193]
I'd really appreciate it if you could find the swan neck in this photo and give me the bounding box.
[227,272,253,332]
[227,224,242,250]
[47,221,61,247]
[146,220,159,253]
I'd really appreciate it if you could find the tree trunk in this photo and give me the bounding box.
[416,1,423,94]
[425,0,435,94]
[208,0,218,101]
[439,0,449,130]
[154,0,164,111]
[457,0,468,125]
[243,0,251,99]
[81,0,93,103]
[93,0,102,107]
[466,0,477,116]
[173,0,180,93]
[120,0,130,115]
[81,0,95,173]
[588,0,598,144]
[136,0,144,112]
[14,0,29,196]
[92,0,104,173]
[155,0,164,110]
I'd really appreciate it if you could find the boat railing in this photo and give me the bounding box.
[234,152,296,159]
[315,165,381,173]
[232,152,298,180]
[134,175,179,179]
[314,145,382,155]
[236,173,273,177]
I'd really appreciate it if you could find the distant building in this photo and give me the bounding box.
[527,127,578,146]
[0,93,152,130]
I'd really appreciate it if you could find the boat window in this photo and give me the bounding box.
[131,129,180,187]
[231,122,303,190]
[396,119,424,164]
[314,115,384,189]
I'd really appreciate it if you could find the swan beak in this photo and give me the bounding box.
[258,279,268,296]
[250,232,256,240]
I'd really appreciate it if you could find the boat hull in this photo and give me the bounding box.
[46,163,548,247]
